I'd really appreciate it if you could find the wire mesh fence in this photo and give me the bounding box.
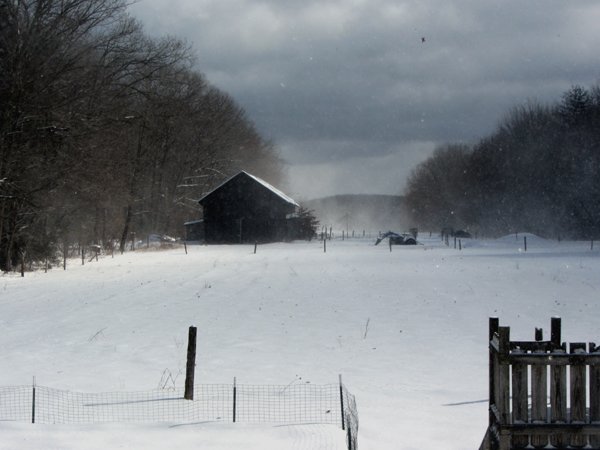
[234,383,340,424]
[0,386,31,422]
[0,380,358,449]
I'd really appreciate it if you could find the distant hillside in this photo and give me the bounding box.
[302,194,411,234]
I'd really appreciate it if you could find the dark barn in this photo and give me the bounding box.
[183,220,204,242]
[198,171,299,244]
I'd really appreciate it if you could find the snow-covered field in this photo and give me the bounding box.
[1,234,599,449]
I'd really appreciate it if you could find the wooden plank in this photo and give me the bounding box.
[508,353,600,365]
[510,341,558,352]
[550,344,567,448]
[492,349,500,425]
[497,327,511,425]
[492,348,502,428]
[489,317,499,427]
[570,342,587,448]
[490,323,509,450]
[511,348,529,448]
[589,343,600,448]
[530,330,548,448]
[507,423,600,435]
[551,317,562,348]
[498,429,511,450]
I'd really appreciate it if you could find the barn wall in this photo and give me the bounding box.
[201,173,296,244]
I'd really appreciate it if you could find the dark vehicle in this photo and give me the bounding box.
[375,231,417,246]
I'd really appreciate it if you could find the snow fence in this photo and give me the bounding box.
[0,381,358,449]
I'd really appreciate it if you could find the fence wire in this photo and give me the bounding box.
[0,386,31,422]
[235,383,341,424]
[0,382,357,448]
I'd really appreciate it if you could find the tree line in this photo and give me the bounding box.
[0,0,284,271]
[404,84,600,239]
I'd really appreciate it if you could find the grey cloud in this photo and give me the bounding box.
[129,0,600,197]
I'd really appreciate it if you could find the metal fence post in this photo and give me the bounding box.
[339,374,345,431]
[233,377,237,423]
[32,377,36,424]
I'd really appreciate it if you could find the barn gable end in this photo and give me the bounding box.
[198,171,298,244]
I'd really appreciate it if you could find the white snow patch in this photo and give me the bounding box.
[1,235,599,449]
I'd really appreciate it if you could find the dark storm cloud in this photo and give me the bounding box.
[129,0,600,197]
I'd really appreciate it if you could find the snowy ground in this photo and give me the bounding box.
[1,233,599,449]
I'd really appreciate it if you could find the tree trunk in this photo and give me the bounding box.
[119,204,132,253]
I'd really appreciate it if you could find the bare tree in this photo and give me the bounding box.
[404,144,471,232]
[0,0,286,270]
[0,0,133,269]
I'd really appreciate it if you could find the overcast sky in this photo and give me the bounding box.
[129,0,600,200]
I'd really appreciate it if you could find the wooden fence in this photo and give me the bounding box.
[480,317,600,450]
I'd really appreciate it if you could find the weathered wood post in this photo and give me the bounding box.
[184,326,197,400]
[495,324,511,450]
[531,328,548,448]
[570,342,587,448]
[489,317,511,450]
[551,317,561,347]
[590,343,600,448]
[324,239,326,253]
[487,317,500,450]
[511,340,528,449]
[254,241,257,254]
[550,317,567,448]
[489,318,499,374]
[524,236,527,252]
[489,318,499,415]
[81,247,85,265]
[550,351,567,448]
[184,241,188,255]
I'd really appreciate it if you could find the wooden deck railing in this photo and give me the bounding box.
[480,317,600,450]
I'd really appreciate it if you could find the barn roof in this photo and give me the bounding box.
[198,171,299,207]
